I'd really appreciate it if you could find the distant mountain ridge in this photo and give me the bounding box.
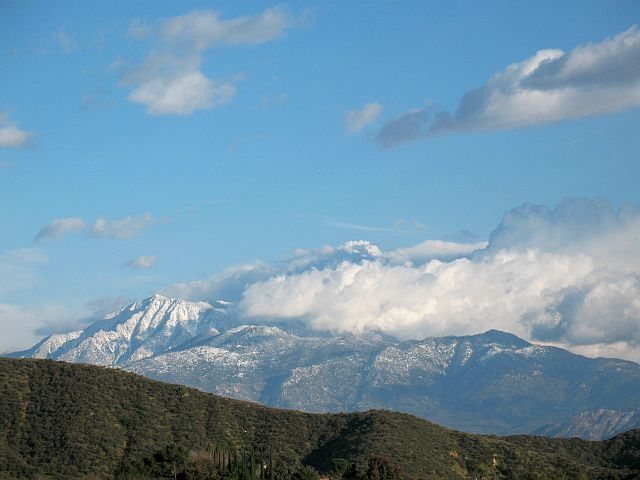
[10,294,640,440]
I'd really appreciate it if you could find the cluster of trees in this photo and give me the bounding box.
[116,444,407,480]
[120,444,285,480]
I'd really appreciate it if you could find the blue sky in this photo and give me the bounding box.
[1,1,640,356]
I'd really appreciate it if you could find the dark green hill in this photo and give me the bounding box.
[0,358,639,479]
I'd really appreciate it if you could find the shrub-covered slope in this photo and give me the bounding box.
[0,358,639,479]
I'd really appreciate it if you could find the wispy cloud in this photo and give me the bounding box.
[328,220,402,233]
[128,19,150,39]
[34,217,86,242]
[0,248,47,296]
[0,113,32,148]
[53,24,78,54]
[125,255,157,269]
[376,25,640,147]
[122,6,295,116]
[92,213,154,239]
[0,303,74,353]
[344,102,383,133]
[159,6,293,49]
[33,296,132,337]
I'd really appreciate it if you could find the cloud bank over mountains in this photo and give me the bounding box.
[163,198,640,362]
[376,25,640,147]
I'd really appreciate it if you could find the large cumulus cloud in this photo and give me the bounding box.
[236,198,640,362]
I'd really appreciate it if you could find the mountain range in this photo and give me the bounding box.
[10,294,640,440]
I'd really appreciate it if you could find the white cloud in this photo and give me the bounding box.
[231,198,640,362]
[161,261,275,301]
[241,249,595,341]
[34,217,86,241]
[385,239,488,264]
[160,6,293,49]
[0,113,32,148]
[128,70,236,115]
[376,26,640,147]
[345,102,383,133]
[160,240,383,302]
[92,213,153,239]
[125,255,157,269]
[123,6,294,115]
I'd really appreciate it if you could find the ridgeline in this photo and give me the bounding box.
[0,357,638,479]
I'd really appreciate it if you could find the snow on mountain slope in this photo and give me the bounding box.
[17,295,222,366]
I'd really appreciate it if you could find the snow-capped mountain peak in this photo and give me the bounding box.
[21,295,222,366]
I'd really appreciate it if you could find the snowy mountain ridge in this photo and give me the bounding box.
[10,294,640,440]
[21,294,222,366]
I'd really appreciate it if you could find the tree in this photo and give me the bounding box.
[330,458,351,480]
[365,456,404,480]
[291,465,320,480]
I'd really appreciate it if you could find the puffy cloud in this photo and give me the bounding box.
[128,68,236,115]
[344,102,383,133]
[376,26,640,147]
[160,241,383,301]
[522,26,640,90]
[0,113,32,148]
[234,198,640,362]
[123,6,294,115]
[241,248,595,341]
[487,198,640,272]
[125,255,157,269]
[92,213,153,239]
[375,109,432,148]
[34,217,85,241]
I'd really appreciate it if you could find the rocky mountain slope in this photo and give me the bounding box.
[10,294,640,439]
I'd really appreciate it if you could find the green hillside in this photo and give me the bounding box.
[0,357,638,479]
